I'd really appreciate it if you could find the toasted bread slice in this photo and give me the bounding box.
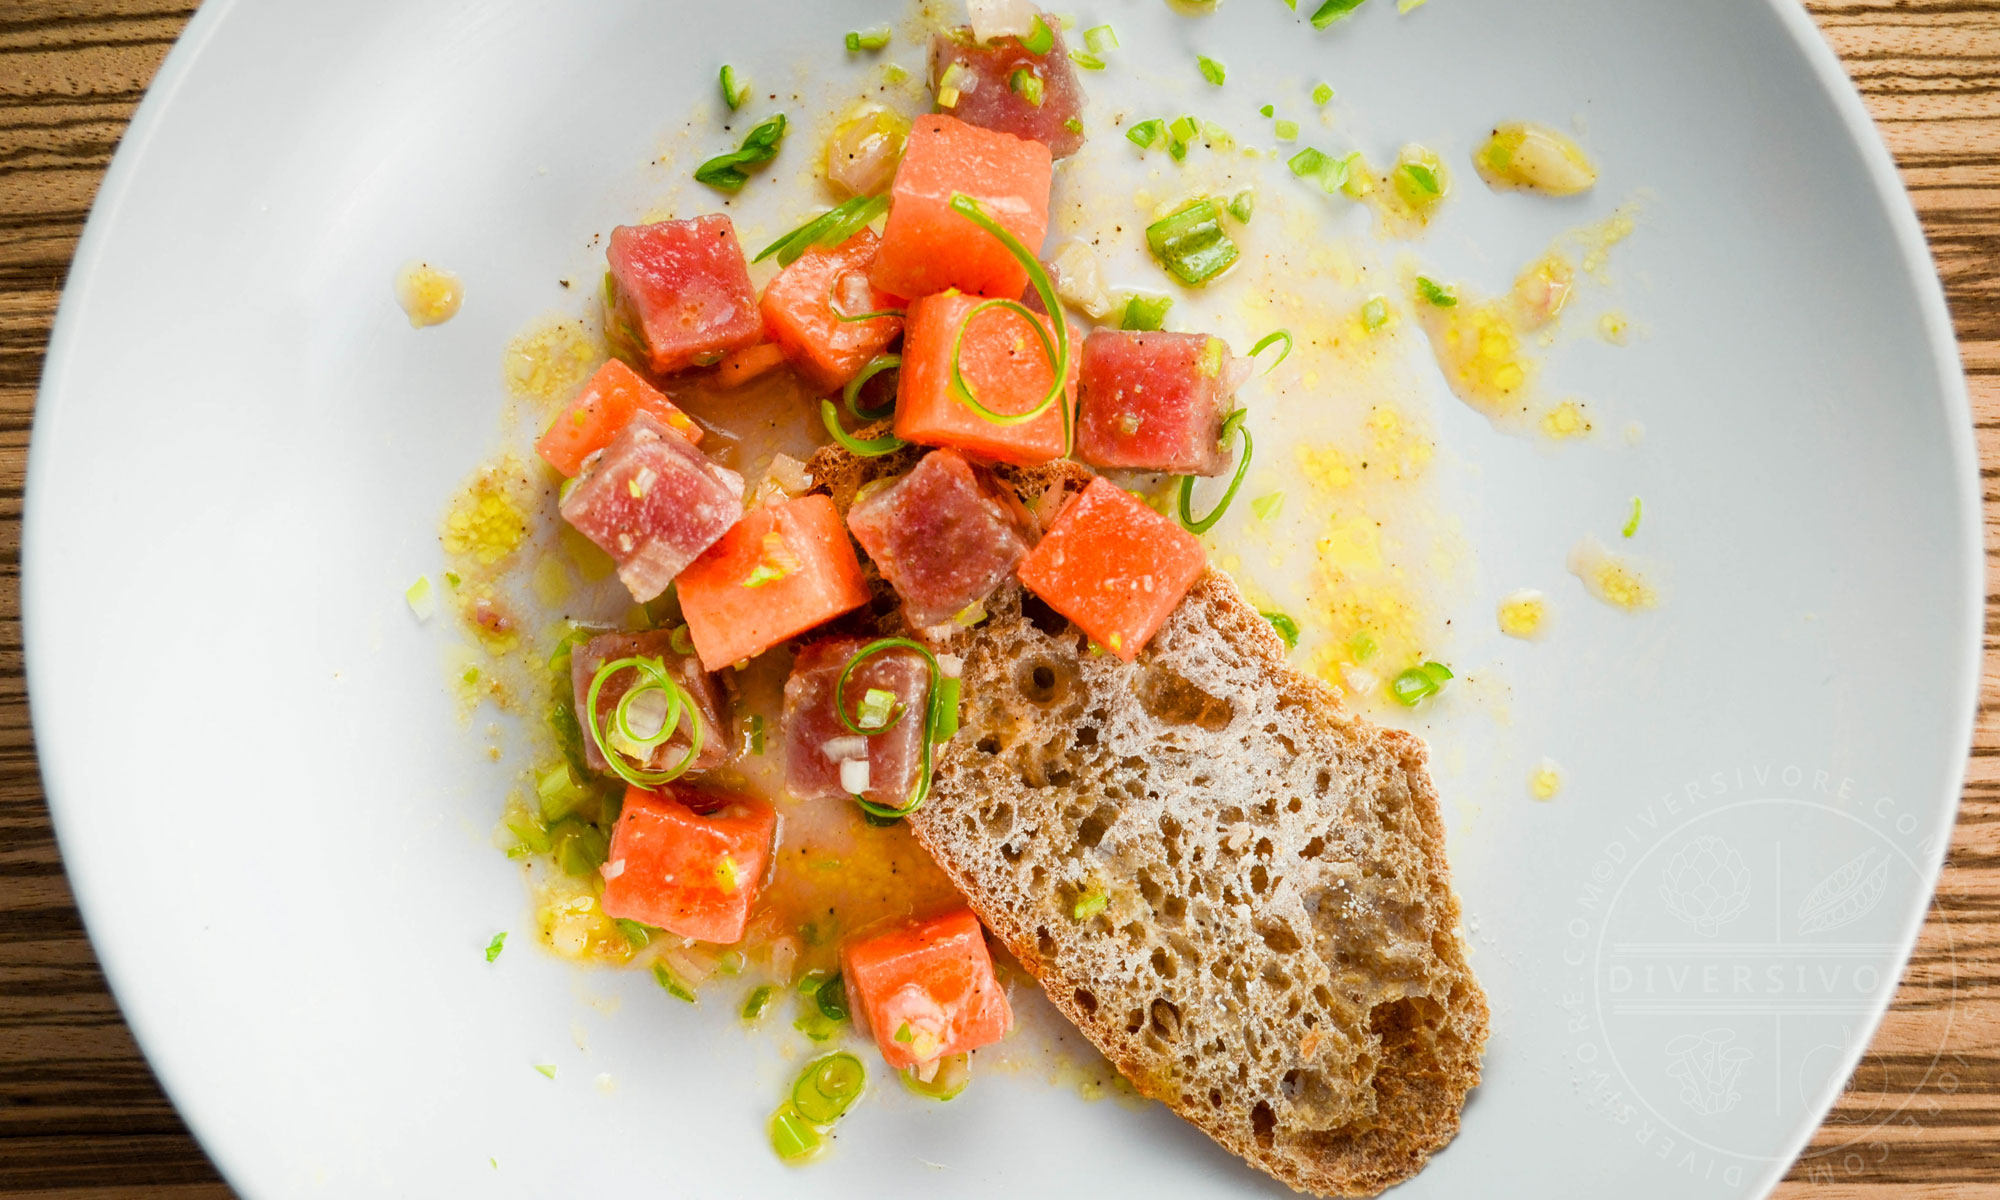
[807,437,1488,1198]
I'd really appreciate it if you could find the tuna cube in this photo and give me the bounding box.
[783,638,932,811]
[559,410,746,603]
[758,228,904,392]
[848,449,1033,629]
[1075,330,1245,477]
[600,786,776,945]
[570,629,732,776]
[871,115,1052,301]
[605,215,764,374]
[930,19,1087,159]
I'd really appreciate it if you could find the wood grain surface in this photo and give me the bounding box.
[1,2,1996,1196]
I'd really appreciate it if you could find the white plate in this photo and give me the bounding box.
[26,1,1979,1197]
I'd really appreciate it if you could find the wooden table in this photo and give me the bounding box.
[1,2,1996,1196]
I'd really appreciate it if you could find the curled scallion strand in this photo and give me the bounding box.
[1176,409,1254,535]
[843,354,901,422]
[945,193,1073,455]
[820,399,907,457]
[583,655,705,788]
[831,638,961,820]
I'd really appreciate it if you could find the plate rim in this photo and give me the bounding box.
[20,1,1984,1196]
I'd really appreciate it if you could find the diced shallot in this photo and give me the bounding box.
[822,736,870,762]
[968,0,1039,42]
[839,758,872,794]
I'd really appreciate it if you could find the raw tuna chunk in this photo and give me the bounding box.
[895,290,1075,466]
[1016,476,1206,661]
[1075,330,1245,476]
[841,908,1013,1071]
[848,449,1033,628]
[559,410,745,602]
[871,115,1052,301]
[600,786,776,945]
[930,20,1086,158]
[605,215,763,374]
[758,229,904,392]
[570,629,731,776]
[783,638,931,810]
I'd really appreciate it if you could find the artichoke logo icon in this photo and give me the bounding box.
[1659,834,1751,936]
[1664,1030,1755,1116]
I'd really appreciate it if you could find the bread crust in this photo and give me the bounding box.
[806,439,1488,1198]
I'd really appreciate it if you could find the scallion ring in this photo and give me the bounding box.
[946,193,1072,454]
[1249,329,1293,374]
[1176,410,1254,535]
[832,638,959,819]
[843,354,901,422]
[613,683,682,751]
[821,399,907,457]
[583,656,705,787]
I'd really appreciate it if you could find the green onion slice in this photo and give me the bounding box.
[1249,329,1293,374]
[846,26,891,52]
[1019,13,1054,54]
[742,984,776,1020]
[1198,55,1226,85]
[832,638,959,820]
[1084,24,1118,53]
[1389,660,1454,706]
[843,354,901,421]
[720,65,750,110]
[1361,295,1390,330]
[1226,189,1254,223]
[1310,0,1368,29]
[946,194,1072,450]
[769,1106,823,1160]
[484,932,507,962]
[1312,82,1335,105]
[1416,276,1457,307]
[1145,199,1239,286]
[755,193,889,266]
[821,398,908,457]
[1010,68,1045,106]
[1623,496,1643,538]
[857,687,898,730]
[583,656,705,787]
[1121,294,1173,331]
[792,1053,867,1124]
[694,113,788,192]
[1261,611,1301,650]
[1401,161,1441,195]
[1177,410,1253,535]
[1126,119,1165,149]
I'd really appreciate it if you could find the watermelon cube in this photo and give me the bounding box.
[841,908,1013,1071]
[894,290,1074,466]
[870,115,1052,301]
[848,448,1033,628]
[1075,330,1243,476]
[758,229,904,392]
[1015,477,1206,661]
[536,359,702,478]
[930,19,1087,158]
[676,494,871,671]
[570,629,731,776]
[605,215,763,374]
[782,638,932,810]
[558,410,746,603]
[600,786,776,945]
